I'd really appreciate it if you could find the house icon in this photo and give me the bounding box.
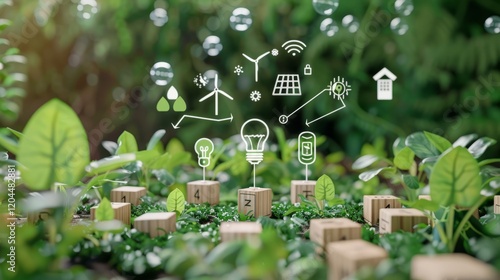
[373,67,397,100]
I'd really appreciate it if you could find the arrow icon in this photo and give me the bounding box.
[172,114,233,129]
[305,98,346,127]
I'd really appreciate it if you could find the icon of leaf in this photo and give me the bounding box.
[173,96,187,112]
[167,188,185,216]
[156,97,170,112]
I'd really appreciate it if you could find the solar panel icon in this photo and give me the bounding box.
[272,74,302,96]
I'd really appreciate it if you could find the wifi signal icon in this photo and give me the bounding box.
[282,40,307,56]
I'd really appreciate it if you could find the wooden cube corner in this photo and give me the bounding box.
[90,202,131,225]
[290,180,316,204]
[187,180,220,205]
[310,218,362,248]
[111,186,147,206]
[238,187,272,217]
[134,212,176,237]
[363,195,401,225]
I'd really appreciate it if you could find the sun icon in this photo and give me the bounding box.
[250,90,261,102]
[234,65,243,75]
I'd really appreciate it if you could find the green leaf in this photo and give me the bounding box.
[315,174,335,201]
[401,198,440,212]
[468,137,497,158]
[86,153,137,175]
[7,127,23,139]
[405,132,440,159]
[352,155,380,170]
[430,147,482,207]
[167,188,185,216]
[394,147,415,170]
[453,134,478,148]
[94,197,115,221]
[392,136,406,156]
[18,99,90,190]
[402,174,420,189]
[424,131,452,153]
[115,131,138,155]
[359,167,394,181]
[0,19,11,31]
[147,129,166,151]
[0,133,18,154]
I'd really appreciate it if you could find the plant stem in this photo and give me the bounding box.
[447,205,455,252]
[478,158,500,167]
[451,197,488,250]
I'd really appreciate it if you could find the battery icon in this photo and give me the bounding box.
[298,131,316,165]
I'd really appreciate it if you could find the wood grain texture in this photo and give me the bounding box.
[134,212,176,238]
[327,239,387,280]
[412,254,499,280]
[494,196,500,214]
[111,186,147,206]
[187,180,220,205]
[379,208,428,234]
[238,187,272,217]
[219,222,262,242]
[290,180,316,204]
[310,218,362,248]
[90,202,131,225]
[363,195,401,225]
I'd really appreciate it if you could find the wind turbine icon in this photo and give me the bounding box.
[199,74,233,116]
[242,51,270,82]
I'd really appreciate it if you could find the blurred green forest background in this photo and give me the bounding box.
[1,0,500,159]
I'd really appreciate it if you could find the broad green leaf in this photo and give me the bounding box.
[147,129,166,151]
[453,134,478,148]
[18,99,90,190]
[468,137,497,158]
[352,155,380,170]
[394,147,415,170]
[166,138,185,155]
[86,169,131,187]
[405,132,440,159]
[7,127,23,139]
[86,153,136,175]
[167,188,185,216]
[94,197,114,221]
[424,131,452,153]
[359,167,394,182]
[115,131,138,155]
[315,174,335,201]
[402,174,420,189]
[0,133,18,154]
[392,136,406,156]
[401,199,440,212]
[430,147,482,207]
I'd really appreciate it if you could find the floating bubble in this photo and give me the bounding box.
[77,0,99,20]
[203,70,221,90]
[390,17,409,35]
[394,0,414,16]
[484,16,500,34]
[320,18,339,37]
[112,87,126,101]
[150,62,174,86]
[202,36,223,56]
[150,8,168,27]
[312,0,339,16]
[342,15,359,33]
[229,7,252,31]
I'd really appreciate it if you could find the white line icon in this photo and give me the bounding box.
[282,40,307,56]
[242,51,270,82]
[250,90,261,102]
[298,131,316,181]
[172,114,233,129]
[240,118,270,188]
[194,138,214,181]
[199,74,233,115]
[373,67,397,100]
[272,74,301,96]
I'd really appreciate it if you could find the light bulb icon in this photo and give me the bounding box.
[240,118,270,188]
[195,138,214,181]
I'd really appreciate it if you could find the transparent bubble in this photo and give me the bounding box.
[229,7,252,31]
[202,36,223,56]
[320,18,339,37]
[112,87,126,101]
[207,16,221,31]
[312,0,339,16]
[342,15,359,33]
[390,17,409,35]
[484,16,500,34]
[203,70,221,91]
[394,0,414,16]
[77,0,99,20]
[150,62,174,86]
[150,8,168,27]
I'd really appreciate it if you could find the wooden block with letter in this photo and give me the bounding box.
[310,218,362,249]
[134,212,176,238]
[111,186,147,206]
[219,221,262,242]
[379,208,428,234]
[327,239,388,280]
[363,195,401,225]
[290,180,316,204]
[187,180,220,205]
[419,194,479,218]
[495,195,500,214]
[411,253,499,280]
[90,202,131,225]
[238,187,272,217]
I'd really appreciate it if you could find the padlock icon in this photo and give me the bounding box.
[304,64,312,75]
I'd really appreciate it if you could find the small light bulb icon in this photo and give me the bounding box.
[240,118,270,187]
[195,138,214,181]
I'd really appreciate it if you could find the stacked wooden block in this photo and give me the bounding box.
[90,202,131,225]
[134,212,176,237]
[238,187,273,217]
[111,186,147,206]
[219,222,262,242]
[363,195,402,226]
[187,180,220,205]
[290,180,316,204]
[379,208,427,234]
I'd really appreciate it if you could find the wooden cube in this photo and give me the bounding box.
[327,239,387,280]
[494,195,500,214]
[412,253,499,280]
[379,208,428,234]
[363,195,401,225]
[134,212,176,238]
[187,180,220,205]
[238,187,273,217]
[419,195,479,219]
[27,209,52,224]
[219,222,262,242]
[111,186,147,206]
[90,202,131,225]
[310,218,362,248]
[290,180,316,204]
